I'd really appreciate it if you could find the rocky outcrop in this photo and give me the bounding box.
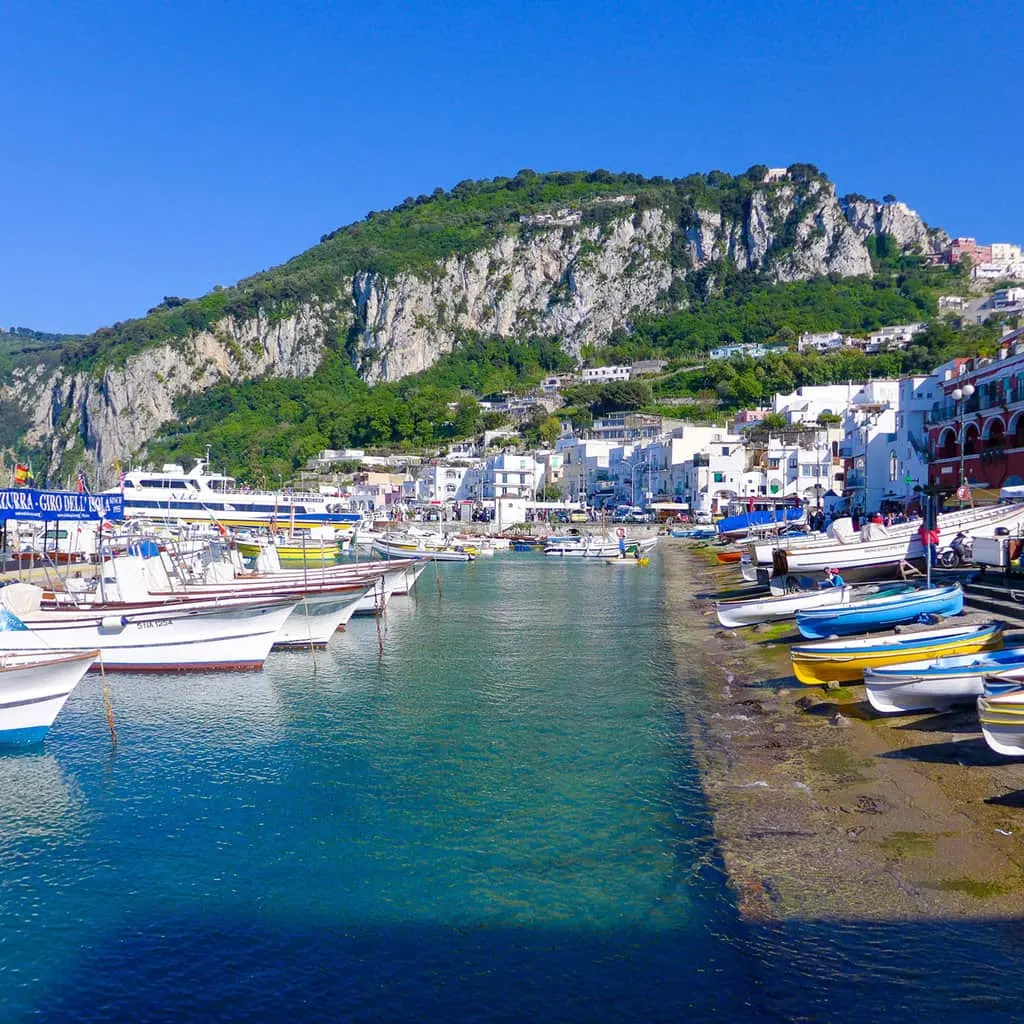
[29,303,333,477]
[16,175,940,476]
[843,198,948,252]
[352,207,675,381]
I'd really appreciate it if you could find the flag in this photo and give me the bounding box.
[77,470,88,494]
[206,507,227,537]
[13,463,30,486]
[116,461,126,493]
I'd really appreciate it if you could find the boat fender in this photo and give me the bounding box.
[100,614,128,632]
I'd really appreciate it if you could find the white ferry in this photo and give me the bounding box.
[101,459,363,531]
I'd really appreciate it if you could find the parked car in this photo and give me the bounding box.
[693,511,713,525]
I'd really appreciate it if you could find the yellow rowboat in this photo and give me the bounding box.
[790,621,1005,686]
[235,538,344,568]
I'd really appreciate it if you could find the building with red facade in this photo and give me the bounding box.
[927,330,1024,495]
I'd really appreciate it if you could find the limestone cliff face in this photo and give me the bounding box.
[29,304,333,478]
[352,205,674,382]
[20,177,939,477]
[843,198,949,252]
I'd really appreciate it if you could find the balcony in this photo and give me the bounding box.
[845,468,865,489]
[927,379,1024,424]
[692,454,710,468]
[838,443,854,459]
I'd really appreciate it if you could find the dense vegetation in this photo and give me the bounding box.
[0,327,77,376]
[145,335,573,482]
[55,164,829,372]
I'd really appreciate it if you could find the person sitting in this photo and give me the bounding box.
[819,567,846,588]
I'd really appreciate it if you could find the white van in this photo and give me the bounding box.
[694,510,713,525]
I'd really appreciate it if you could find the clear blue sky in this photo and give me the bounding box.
[2,0,1020,334]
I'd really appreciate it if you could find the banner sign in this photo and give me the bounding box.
[0,488,124,523]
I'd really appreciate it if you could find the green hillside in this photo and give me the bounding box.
[142,264,995,483]
[24,163,1010,484]
[57,164,827,372]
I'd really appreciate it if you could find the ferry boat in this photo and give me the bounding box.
[101,459,363,531]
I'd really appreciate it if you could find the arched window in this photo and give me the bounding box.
[889,452,898,481]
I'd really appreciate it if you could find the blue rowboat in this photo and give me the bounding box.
[864,645,1024,713]
[794,584,963,640]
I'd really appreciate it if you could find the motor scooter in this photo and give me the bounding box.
[938,532,973,568]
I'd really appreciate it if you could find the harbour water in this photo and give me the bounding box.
[2,554,1024,1021]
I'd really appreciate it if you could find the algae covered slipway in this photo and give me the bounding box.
[664,542,1024,919]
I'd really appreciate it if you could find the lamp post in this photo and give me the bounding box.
[951,383,976,508]
[631,460,647,508]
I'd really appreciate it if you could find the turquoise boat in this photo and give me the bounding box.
[795,584,963,639]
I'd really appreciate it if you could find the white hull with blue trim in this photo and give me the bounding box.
[0,648,98,745]
[865,646,1024,713]
[795,584,964,639]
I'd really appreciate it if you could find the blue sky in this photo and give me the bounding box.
[2,0,1020,334]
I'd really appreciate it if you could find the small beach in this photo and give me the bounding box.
[665,541,1024,920]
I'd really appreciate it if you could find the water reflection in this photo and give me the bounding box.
[0,750,83,844]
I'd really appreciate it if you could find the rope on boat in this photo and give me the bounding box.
[304,593,317,675]
[375,580,385,659]
[98,652,118,748]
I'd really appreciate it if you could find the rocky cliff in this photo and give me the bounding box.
[13,172,941,478]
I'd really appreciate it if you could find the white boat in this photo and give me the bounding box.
[864,647,1024,714]
[750,503,1024,579]
[714,584,849,629]
[101,457,363,531]
[544,535,658,558]
[978,686,1024,757]
[372,538,474,561]
[766,504,1024,580]
[0,641,98,744]
[0,583,298,672]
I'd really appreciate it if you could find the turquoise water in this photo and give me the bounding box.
[2,554,1024,1021]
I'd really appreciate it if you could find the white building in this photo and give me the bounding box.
[557,438,619,505]
[416,461,483,504]
[994,287,1024,310]
[581,365,631,383]
[482,453,544,500]
[838,380,902,514]
[797,331,847,353]
[865,323,926,350]
[773,384,862,425]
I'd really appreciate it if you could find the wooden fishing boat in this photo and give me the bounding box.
[864,647,1024,714]
[790,621,1005,686]
[715,550,741,564]
[794,584,963,640]
[714,582,913,630]
[978,684,1024,757]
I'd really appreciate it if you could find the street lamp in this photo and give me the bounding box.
[952,383,976,508]
[631,460,647,507]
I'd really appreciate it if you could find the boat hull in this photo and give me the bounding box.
[795,585,963,639]
[978,688,1024,756]
[272,587,374,648]
[715,585,847,629]
[864,647,1024,713]
[790,622,1005,686]
[11,598,298,672]
[0,649,99,744]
